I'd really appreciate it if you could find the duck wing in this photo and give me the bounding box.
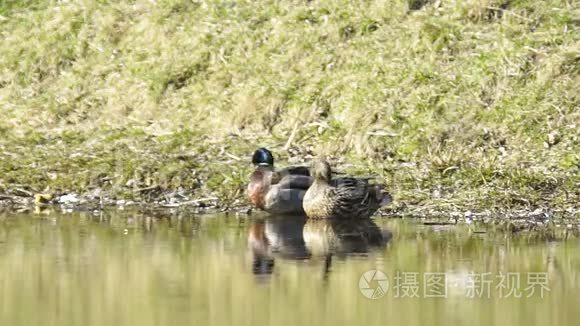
[329,177,383,218]
[272,165,310,185]
[278,165,346,177]
[278,165,311,177]
[276,175,312,190]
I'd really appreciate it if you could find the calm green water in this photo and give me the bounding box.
[1,209,579,326]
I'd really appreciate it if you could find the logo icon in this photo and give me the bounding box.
[359,270,389,299]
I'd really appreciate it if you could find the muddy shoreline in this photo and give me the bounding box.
[2,189,579,240]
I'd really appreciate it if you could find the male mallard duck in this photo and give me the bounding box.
[247,217,310,261]
[302,159,392,219]
[247,148,313,215]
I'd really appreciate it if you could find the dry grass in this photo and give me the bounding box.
[0,0,578,212]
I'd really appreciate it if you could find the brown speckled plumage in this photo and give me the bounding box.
[303,160,392,219]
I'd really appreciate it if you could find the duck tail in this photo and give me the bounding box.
[373,184,392,207]
[380,192,393,206]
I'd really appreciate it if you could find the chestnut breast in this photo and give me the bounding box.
[247,169,269,209]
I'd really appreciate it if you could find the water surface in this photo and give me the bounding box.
[1,209,579,326]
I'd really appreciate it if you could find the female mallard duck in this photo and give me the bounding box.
[302,218,390,256]
[303,159,392,219]
[247,148,313,215]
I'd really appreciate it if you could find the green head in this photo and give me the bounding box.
[251,148,274,167]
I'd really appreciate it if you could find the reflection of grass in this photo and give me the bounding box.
[0,1,578,212]
[1,211,579,325]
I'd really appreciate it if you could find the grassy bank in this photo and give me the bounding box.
[0,0,578,213]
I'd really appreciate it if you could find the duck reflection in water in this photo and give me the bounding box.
[248,217,310,275]
[247,216,392,277]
